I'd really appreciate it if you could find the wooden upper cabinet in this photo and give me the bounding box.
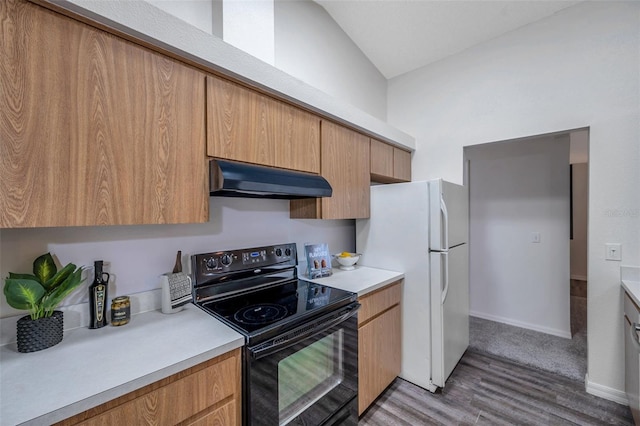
[370,138,394,178]
[206,76,320,174]
[0,0,208,228]
[290,121,370,219]
[370,138,412,183]
[393,147,412,181]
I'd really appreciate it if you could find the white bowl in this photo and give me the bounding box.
[333,253,361,270]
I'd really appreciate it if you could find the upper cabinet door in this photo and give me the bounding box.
[393,147,412,182]
[206,76,320,174]
[0,0,208,228]
[370,138,394,180]
[291,121,370,219]
[370,138,411,183]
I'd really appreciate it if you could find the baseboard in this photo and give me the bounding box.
[571,274,588,281]
[470,311,572,339]
[585,373,629,405]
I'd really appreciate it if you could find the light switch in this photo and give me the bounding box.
[531,232,541,243]
[605,243,622,261]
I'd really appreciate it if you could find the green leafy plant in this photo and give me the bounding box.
[4,253,85,320]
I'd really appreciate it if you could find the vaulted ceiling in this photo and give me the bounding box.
[314,1,582,79]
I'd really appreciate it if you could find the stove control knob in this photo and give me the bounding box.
[221,253,233,267]
[205,257,217,269]
[284,248,292,257]
[275,248,283,257]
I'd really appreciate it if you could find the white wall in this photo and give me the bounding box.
[0,198,353,318]
[274,0,387,121]
[145,0,275,65]
[145,0,388,121]
[145,0,214,35]
[223,0,275,65]
[466,135,571,338]
[388,1,640,399]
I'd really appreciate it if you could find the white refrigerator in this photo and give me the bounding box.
[355,179,469,392]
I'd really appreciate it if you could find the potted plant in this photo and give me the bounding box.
[3,253,85,352]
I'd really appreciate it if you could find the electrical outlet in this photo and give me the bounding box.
[605,243,622,261]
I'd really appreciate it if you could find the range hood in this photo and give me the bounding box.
[209,159,332,199]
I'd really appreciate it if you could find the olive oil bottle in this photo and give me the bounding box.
[89,260,110,329]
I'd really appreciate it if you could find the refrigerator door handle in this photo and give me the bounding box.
[441,197,449,250]
[441,251,450,304]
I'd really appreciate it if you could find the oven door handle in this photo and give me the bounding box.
[248,302,360,360]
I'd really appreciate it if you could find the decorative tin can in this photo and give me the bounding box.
[111,296,131,326]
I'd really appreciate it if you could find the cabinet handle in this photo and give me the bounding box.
[630,322,640,352]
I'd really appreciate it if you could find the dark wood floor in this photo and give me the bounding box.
[360,349,633,425]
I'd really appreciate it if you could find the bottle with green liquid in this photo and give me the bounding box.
[89,260,110,329]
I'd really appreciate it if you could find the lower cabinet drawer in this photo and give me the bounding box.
[358,281,402,325]
[185,400,237,426]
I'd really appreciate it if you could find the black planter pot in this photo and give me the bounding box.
[16,311,64,353]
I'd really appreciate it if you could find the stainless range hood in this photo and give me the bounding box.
[209,159,332,199]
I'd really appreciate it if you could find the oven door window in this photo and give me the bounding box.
[279,329,343,424]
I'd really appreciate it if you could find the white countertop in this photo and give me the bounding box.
[300,266,404,297]
[621,265,640,306]
[0,305,243,426]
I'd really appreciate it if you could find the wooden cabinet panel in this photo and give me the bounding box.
[206,76,320,174]
[370,138,411,183]
[357,280,402,415]
[290,121,370,219]
[276,105,320,174]
[186,400,236,426]
[393,147,412,181]
[358,281,402,325]
[0,0,208,228]
[358,305,401,415]
[370,139,394,178]
[57,349,241,426]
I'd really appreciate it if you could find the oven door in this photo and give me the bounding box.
[245,302,359,426]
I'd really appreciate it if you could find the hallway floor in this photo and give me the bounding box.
[468,279,588,382]
[360,350,632,425]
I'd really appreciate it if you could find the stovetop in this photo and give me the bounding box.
[191,243,357,345]
[199,278,356,344]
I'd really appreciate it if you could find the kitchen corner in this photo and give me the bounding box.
[0,298,243,426]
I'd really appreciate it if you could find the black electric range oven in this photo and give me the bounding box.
[192,243,359,426]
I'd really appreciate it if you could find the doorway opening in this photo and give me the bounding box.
[463,128,589,382]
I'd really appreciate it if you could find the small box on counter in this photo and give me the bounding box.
[304,243,333,279]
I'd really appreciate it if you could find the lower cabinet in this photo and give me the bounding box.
[357,281,402,415]
[55,348,241,426]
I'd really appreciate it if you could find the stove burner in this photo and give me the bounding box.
[234,303,288,325]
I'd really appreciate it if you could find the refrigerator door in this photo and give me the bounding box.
[356,182,434,390]
[429,179,469,251]
[430,243,469,388]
